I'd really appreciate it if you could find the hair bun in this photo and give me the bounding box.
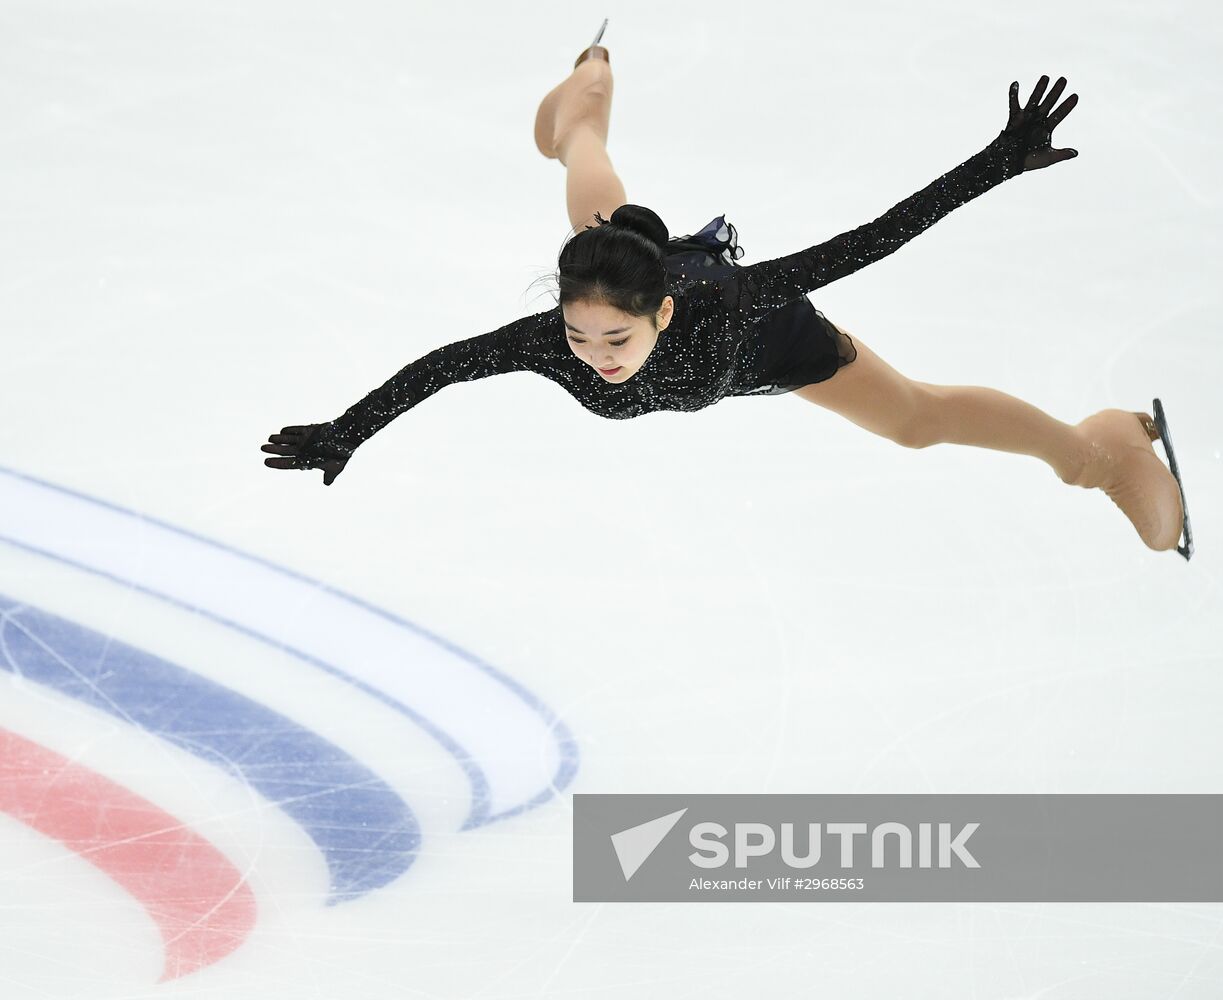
[609,204,669,251]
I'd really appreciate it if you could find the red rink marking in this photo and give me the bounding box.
[0,729,256,981]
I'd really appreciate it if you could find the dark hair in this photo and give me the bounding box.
[552,204,671,327]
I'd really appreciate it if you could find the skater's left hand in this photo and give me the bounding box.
[1002,74,1079,171]
[262,422,353,486]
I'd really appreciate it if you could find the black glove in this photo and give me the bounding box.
[1005,74,1079,172]
[261,422,354,486]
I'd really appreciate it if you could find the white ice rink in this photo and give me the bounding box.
[1,1,1221,997]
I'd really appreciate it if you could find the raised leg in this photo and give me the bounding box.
[535,57,626,232]
[558,123,628,233]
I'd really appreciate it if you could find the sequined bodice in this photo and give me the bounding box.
[320,130,1026,449]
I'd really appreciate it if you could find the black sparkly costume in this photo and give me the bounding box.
[313,129,1028,453]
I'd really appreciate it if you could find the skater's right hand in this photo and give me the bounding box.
[261,421,353,486]
[1002,74,1079,172]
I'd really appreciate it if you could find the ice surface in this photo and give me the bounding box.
[1,1,1221,997]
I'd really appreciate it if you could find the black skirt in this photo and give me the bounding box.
[662,214,857,394]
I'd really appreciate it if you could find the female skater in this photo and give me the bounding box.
[262,21,1192,559]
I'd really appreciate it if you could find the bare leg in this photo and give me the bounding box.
[793,331,1088,482]
[557,123,628,233]
[794,322,1184,551]
[535,57,626,231]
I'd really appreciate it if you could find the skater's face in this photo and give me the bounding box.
[563,296,674,383]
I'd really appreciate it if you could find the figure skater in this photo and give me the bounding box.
[262,19,1192,560]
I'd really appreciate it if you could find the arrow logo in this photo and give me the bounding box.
[610,808,688,881]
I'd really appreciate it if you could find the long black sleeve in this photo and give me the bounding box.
[320,306,561,453]
[718,129,1028,324]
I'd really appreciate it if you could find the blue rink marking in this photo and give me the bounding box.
[0,596,420,903]
[0,465,580,829]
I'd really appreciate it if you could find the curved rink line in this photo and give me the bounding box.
[0,465,579,827]
[0,596,420,903]
[0,728,257,981]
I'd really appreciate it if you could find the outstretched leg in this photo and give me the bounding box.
[794,323,1184,551]
[793,333,1088,481]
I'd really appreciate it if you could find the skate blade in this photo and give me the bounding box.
[1152,397,1193,561]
